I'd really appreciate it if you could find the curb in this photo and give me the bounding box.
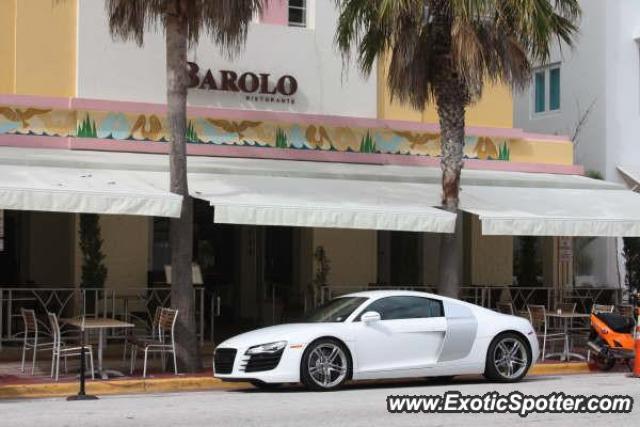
[529,362,591,376]
[0,362,591,400]
[0,376,246,400]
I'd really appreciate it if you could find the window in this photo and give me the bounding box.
[533,65,560,114]
[288,0,306,27]
[534,72,546,113]
[305,297,368,322]
[358,296,444,321]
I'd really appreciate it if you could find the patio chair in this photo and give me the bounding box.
[527,305,565,360]
[130,308,179,378]
[20,308,55,375]
[496,302,514,315]
[556,302,577,313]
[122,306,163,361]
[592,304,614,314]
[47,313,95,381]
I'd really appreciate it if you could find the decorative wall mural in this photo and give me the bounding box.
[0,102,521,161]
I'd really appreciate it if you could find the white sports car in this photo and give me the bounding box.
[213,290,539,390]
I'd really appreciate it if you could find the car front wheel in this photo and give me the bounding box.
[484,332,531,382]
[301,338,350,391]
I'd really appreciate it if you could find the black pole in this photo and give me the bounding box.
[67,318,98,401]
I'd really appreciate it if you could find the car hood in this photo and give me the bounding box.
[217,323,341,349]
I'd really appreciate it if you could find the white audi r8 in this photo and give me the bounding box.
[213,290,539,391]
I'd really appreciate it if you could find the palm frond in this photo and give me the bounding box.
[335,0,581,109]
[106,0,264,56]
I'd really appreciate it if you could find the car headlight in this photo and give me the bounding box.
[245,341,287,355]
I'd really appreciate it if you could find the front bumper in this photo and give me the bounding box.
[213,344,304,384]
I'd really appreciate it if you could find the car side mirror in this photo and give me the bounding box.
[361,311,381,323]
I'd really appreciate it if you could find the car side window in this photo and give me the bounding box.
[357,296,444,321]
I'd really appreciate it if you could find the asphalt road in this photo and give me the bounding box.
[2,373,639,426]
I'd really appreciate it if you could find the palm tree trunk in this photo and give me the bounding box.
[435,72,467,298]
[166,2,202,372]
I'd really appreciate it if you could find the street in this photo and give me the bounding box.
[2,373,638,426]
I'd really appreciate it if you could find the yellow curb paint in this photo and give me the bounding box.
[0,363,590,400]
[0,376,248,400]
[529,363,591,376]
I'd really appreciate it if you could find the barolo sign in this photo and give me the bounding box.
[187,62,298,104]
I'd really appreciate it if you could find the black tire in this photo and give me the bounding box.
[300,338,351,391]
[250,381,283,390]
[593,355,616,371]
[484,332,532,382]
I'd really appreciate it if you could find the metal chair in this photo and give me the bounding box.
[47,313,95,381]
[20,308,54,375]
[527,305,565,360]
[616,304,635,318]
[130,308,179,378]
[592,304,614,313]
[122,306,163,361]
[556,302,577,313]
[496,302,514,315]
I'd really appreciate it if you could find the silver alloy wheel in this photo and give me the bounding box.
[493,337,528,380]
[307,343,348,389]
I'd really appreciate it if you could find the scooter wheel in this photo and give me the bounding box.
[594,355,616,371]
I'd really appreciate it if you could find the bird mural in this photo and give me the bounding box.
[474,136,499,160]
[0,107,52,128]
[305,125,333,149]
[206,119,261,140]
[393,130,440,149]
[131,114,164,140]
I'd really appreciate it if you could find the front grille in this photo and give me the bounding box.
[214,348,237,374]
[243,349,284,373]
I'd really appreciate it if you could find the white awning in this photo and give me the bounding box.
[4,145,640,236]
[190,174,455,233]
[460,180,640,237]
[0,148,182,217]
[617,165,640,191]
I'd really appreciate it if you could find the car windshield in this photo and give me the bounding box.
[304,297,368,322]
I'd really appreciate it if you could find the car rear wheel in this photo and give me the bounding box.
[484,332,531,382]
[301,338,350,391]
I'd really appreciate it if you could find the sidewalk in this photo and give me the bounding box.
[0,358,596,400]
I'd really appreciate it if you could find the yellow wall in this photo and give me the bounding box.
[74,215,150,292]
[377,56,514,128]
[509,139,574,165]
[313,229,377,286]
[469,216,513,286]
[0,0,17,93]
[1,0,77,96]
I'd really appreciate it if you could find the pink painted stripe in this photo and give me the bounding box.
[0,93,71,109]
[0,135,583,175]
[0,93,571,143]
[69,138,170,154]
[260,0,288,26]
[0,134,71,149]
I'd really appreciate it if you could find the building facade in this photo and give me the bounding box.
[513,0,640,288]
[2,0,631,343]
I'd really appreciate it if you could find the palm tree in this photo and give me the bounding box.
[106,0,264,372]
[335,0,580,297]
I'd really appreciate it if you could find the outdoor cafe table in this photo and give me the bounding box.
[544,312,591,362]
[63,318,134,379]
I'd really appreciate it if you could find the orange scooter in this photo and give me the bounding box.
[587,292,639,371]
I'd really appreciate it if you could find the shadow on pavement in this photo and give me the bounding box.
[230,374,560,394]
